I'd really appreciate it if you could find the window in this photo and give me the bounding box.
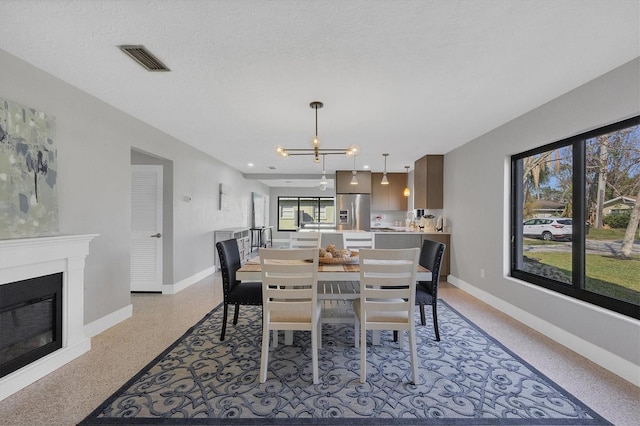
[277,197,335,231]
[511,116,639,319]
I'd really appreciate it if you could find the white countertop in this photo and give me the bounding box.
[371,227,450,235]
[300,227,450,235]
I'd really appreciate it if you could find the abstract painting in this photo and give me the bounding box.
[0,98,59,239]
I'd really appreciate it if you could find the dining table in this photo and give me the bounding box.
[237,256,431,347]
[236,257,432,282]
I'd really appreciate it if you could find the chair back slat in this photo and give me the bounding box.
[289,231,321,248]
[365,288,410,300]
[342,232,374,251]
[366,299,411,308]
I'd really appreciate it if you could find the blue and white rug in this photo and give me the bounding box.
[80,300,610,425]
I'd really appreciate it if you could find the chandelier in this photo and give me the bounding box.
[275,101,360,163]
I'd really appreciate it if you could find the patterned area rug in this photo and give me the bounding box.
[80,300,610,425]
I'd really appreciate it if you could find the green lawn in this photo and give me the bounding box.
[586,227,630,241]
[525,251,640,303]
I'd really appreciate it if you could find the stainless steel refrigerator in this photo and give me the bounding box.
[336,194,371,231]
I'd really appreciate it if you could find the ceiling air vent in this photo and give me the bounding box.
[118,45,170,72]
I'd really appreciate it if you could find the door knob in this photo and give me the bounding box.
[150,233,162,238]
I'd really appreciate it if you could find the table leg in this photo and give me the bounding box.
[372,330,381,345]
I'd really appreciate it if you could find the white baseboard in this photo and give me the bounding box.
[84,267,215,337]
[447,274,640,387]
[84,303,133,338]
[163,266,215,295]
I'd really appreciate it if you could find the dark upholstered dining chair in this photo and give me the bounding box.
[416,239,446,341]
[216,239,262,341]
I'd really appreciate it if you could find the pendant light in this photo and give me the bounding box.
[403,166,410,197]
[350,155,358,185]
[381,153,389,185]
[319,155,328,191]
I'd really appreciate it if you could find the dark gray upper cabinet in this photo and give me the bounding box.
[371,172,408,211]
[414,155,443,209]
[335,170,372,194]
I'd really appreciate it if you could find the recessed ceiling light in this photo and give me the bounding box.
[248,163,254,167]
[363,165,370,169]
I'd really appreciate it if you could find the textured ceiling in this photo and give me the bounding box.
[1,0,638,185]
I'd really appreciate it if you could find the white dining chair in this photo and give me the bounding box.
[354,247,420,384]
[289,231,321,249]
[259,248,321,384]
[342,232,374,251]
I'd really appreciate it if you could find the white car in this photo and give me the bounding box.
[523,217,573,241]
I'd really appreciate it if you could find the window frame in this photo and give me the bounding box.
[276,196,335,232]
[510,116,639,319]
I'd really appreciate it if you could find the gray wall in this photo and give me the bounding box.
[1,49,269,325]
[444,58,639,371]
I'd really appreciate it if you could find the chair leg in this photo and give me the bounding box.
[233,303,240,325]
[285,330,293,345]
[419,304,427,326]
[372,330,381,346]
[220,303,229,341]
[360,325,367,383]
[260,324,270,383]
[353,315,359,349]
[432,303,440,341]
[409,324,418,384]
[312,323,319,384]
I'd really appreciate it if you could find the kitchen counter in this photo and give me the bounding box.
[371,226,450,234]
[301,227,450,235]
[300,229,450,277]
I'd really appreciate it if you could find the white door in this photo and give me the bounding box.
[130,165,163,292]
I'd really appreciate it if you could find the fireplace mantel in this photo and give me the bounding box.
[0,234,98,401]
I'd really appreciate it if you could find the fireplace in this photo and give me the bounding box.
[0,234,97,401]
[1,273,63,378]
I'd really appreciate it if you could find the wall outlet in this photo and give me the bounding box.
[480,269,485,279]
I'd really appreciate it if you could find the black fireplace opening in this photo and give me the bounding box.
[0,272,63,378]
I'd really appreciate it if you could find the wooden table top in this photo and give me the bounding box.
[237,261,428,274]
